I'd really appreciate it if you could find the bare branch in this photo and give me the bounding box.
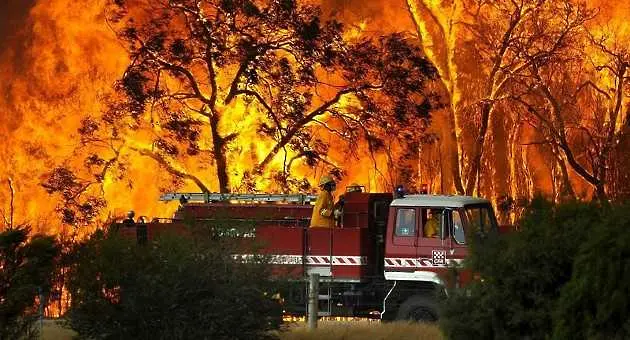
[8,178,14,229]
[255,84,382,173]
[132,147,210,193]
[575,80,611,100]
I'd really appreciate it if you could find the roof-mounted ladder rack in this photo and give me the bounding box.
[159,192,318,204]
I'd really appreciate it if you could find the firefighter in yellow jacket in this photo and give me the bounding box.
[310,175,336,228]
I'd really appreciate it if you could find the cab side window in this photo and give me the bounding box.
[452,210,465,244]
[422,208,443,238]
[464,206,494,234]
[395,208,416,236]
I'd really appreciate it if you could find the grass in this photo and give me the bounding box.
[40,319,76,340]
[279,320,443,340]
[41,319,443,340]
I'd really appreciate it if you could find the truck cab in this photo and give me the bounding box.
[381,195,498,321]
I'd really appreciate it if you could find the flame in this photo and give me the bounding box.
[1,0,630,230]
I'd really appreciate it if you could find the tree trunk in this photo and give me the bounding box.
[405,0,464,195]
[447,107,466,195]
[465,102,493,195]
[550,144,574,201]
[210,114,230,193]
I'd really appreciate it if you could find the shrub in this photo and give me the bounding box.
[552,202,630,340]
[65,226,282,340]
[440,198,602,339]
[0,227,59,340]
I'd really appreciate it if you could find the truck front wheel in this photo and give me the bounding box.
[395,295,438,322]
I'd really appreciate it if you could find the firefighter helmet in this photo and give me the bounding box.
[319,175,335,187]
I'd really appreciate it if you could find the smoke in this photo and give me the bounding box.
[0,0,37,50]
[0,0,37,131]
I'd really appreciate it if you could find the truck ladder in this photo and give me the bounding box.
[304,228,334,317]
[159,192,317,204]
[305,276,334,317]
[317,280,333,317]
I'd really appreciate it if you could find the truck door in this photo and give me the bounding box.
[445,208,472,286]
[447,209,469,259]
[417,207,448,268]
[389,207,419,261]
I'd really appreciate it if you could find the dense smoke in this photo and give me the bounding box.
[0,0,37,132]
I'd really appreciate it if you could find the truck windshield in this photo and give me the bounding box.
[464,205,496,234]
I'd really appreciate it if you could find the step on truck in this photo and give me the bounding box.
[116,190,498,321]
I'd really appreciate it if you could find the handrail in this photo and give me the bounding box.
[160,192,318,204]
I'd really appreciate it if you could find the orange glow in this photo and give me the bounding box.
[1,0,630,231]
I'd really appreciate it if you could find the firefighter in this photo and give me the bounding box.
[424,209,440,238]
[310,175,336,228]
[123,210,135,226]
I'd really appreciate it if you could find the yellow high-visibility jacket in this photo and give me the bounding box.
[424,217,439,238]
[310,191,334,228]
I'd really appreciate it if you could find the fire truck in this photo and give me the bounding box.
[118,189,498,321]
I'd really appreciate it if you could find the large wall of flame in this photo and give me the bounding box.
[1,0,628,230]
[0,0,417,229]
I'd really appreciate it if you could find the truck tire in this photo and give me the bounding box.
[395,295,438,322]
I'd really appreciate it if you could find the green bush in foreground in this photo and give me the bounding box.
[65,227,282,340]
[0,227,59,340]
[552,202,630,340]
[440,198,603,340]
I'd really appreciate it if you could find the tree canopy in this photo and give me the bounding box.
[64,0,439,198]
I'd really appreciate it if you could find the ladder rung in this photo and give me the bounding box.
[317,312,331,317]
[318,295,330,300]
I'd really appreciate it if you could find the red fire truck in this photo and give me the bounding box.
[119,190,498,321]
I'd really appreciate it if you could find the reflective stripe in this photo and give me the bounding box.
[306,256,367,266]
[384,257,463,268]
[234,254,367,266]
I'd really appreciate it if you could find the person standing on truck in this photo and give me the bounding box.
[310,175,336,228]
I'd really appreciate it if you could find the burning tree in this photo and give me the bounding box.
[405,0,630,205]
[509,11,630,200]
[406,0,591,196]
[62,0,439,196]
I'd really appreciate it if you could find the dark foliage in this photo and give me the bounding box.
[552,201,630,340]
[41,166,107,225]
[65,226,282,340]
[0,227,59,340]
[440,197,603,339]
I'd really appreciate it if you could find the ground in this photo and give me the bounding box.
[41,319,443,339]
